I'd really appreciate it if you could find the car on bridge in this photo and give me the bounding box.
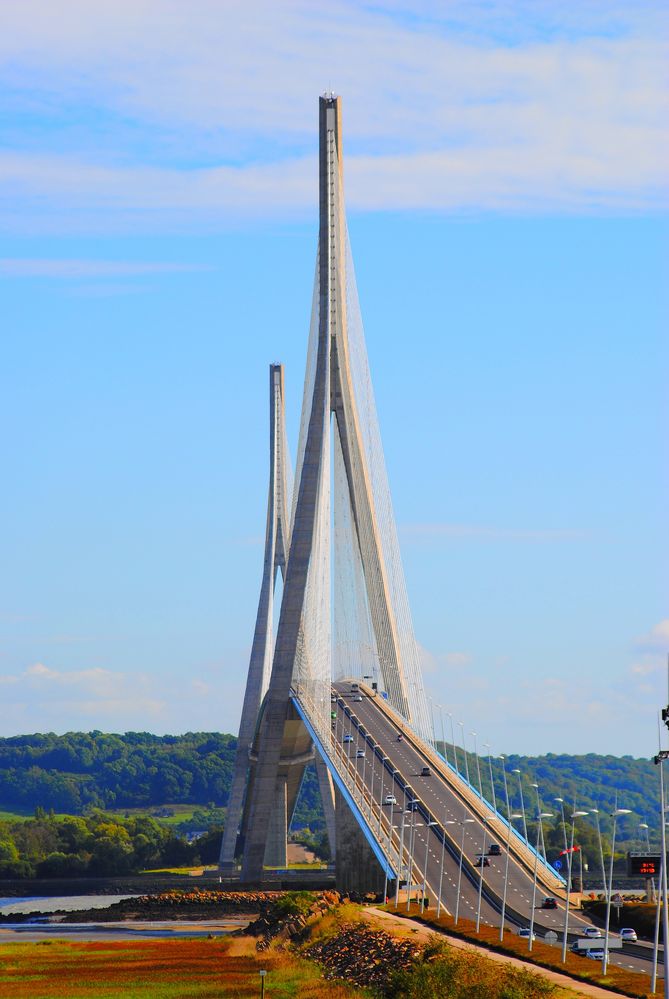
[619,928,637,942]
[474,855,490,867]
[384,794,397,805]
[355,750,365,759]
[541,897,558,909]
[420,766,431,776]
[585,949,609,961]
[581,926,602,939]
[353,695,363,702]
[517,928,536,941]
[343,734,353,743]
[488,843,501,856]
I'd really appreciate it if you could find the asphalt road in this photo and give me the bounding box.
[330,683,658,978]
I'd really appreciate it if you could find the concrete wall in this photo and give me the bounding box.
[334,786,386,896]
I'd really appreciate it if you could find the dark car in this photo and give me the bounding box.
[542,897,558,910]
[488,843,501,856]
[420,766,431,776]
[474,856,490,867]
[397,733,404,742]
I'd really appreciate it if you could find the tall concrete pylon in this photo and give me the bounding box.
[219,364,291,869]
[240,94,430,882]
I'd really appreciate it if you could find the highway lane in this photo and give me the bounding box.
[329,683,659,977]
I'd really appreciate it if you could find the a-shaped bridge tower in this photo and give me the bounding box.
[230,95,431,882]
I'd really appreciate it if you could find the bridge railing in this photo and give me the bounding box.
[291,684,403,881]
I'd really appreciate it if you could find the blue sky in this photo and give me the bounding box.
[0,1,667,756]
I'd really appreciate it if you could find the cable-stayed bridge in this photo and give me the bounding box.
[217,96,654,967]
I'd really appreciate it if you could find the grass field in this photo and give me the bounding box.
[0,937,364,998]
[0,804,201,827]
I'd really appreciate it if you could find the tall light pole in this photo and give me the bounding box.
[602,806,632,975]
[530,782,546,862]
[554,798,568,853]
[528,811,553,952]
[471,731,483,798]
[561,808,589,962]
[484,742,497,812]
[459,721,471,786]
[454,816,475,924]
[428,696,437,750]
[437,818,456,918]
[500,812,523,941]
[421,818,438,913]
[475,816,488,932]
[654,721,669,999]
[589,809,607,899]
[447,712,459,776]
[512,769,528,844]
[406,808,422,912]
[377,757,389,835]
[394,805,415,908]
[438,704,448,769]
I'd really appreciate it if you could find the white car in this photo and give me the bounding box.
[384,794,397,805]
[517,928,536,941]
[355,750,365,759]
[586,949,608,961]
[581,926,602,939]
[619,927,637,942]
[353,695,363,702]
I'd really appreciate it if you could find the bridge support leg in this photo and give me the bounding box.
[264,774,288,868]
[315,756,336,859]
[334,787,385,896]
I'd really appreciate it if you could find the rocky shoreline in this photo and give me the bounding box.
[0,889,282,924]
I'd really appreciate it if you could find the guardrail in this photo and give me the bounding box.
[348,680,564,895]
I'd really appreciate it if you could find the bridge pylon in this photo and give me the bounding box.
[237,95,431,884]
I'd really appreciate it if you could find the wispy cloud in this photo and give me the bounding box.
[636,619,669,652]
[0,258,209,278]
[0,1,666,231]
[401,522,588,542]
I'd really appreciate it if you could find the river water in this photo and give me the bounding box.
[0,895,252,942]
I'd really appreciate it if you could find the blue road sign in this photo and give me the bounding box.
[553,859,562,870]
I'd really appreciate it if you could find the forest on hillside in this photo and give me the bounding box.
[0,731,659,852]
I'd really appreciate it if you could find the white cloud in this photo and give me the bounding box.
[0,258,210,278]
[0,661,244,736]
[636,619,669,652]
[402,522,587,542]
[0,1,666,229]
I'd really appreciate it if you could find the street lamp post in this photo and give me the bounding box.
[528,811,554,952]
[484,743,497,812]
[428,696,437,750]
[447,712,459,776]
[377,757,389,835]
[512,769,528,844]
[394,806,412,908]
[475,816,488,932]
[602,807,632,975]
[454,816,475,924]
[259,969,267,998]
[406,810,422,912]
[438,705,448,770]
[500,812,523,941]
[459,722,471,786]
[589,809,607,899]
[561,808,589,962]
[471,731,483,797]
[437,818,456,918]
[421,819,438,913]
[530,783,546,862]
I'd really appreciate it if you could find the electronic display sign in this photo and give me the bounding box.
[627,853,662,877]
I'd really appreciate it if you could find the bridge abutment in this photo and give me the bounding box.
[334,787,385,896]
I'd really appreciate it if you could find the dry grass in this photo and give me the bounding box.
[381,904,662,998]
[0,936,365,998]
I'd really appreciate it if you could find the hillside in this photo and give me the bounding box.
[0,732,659,851]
